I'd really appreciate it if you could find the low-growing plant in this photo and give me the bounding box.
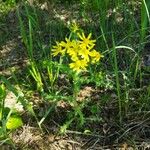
[52,22,103,95]
[0,83,23,148]
[51,22,104,132]
[0,0,16,14]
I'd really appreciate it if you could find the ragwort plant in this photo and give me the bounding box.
[52,22,103,99]
[51,22,103,132]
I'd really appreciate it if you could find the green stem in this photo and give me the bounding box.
[73,72,80,100]
[112,35,122,123]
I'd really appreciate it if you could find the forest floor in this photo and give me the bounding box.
[0,1,150,149]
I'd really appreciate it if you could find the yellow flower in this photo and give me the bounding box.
[69,59,87,73]
[70,22,80,33]
[59,38,73,51]
[51,42,65,56]
[51,30,103,73]
[78,32,96,49]
[89,50,104,63]
[66,40,79,61]
[78,47,90,62]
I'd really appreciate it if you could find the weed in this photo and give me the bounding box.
[0,0,150,148]
[0,82,23,148]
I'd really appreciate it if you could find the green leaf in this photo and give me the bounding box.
[6,116,23,130]
[60,119,73,134]
[0,126,4,138]
[91,105,98,114]
[84,129,91,134]
[0,84,6,102]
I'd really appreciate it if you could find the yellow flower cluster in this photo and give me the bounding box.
[52,32,103,73]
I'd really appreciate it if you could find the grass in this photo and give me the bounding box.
[0,0,150,149]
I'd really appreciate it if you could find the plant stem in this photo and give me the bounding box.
[112,35,122,123]
[73,72,79,100]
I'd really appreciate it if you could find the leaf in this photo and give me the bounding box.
[6,116,23,130]
[60,124,68,134]
[0,126,4,138]
[84,129,91,134]
[60,119,73,134]
[0,84,6,102]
